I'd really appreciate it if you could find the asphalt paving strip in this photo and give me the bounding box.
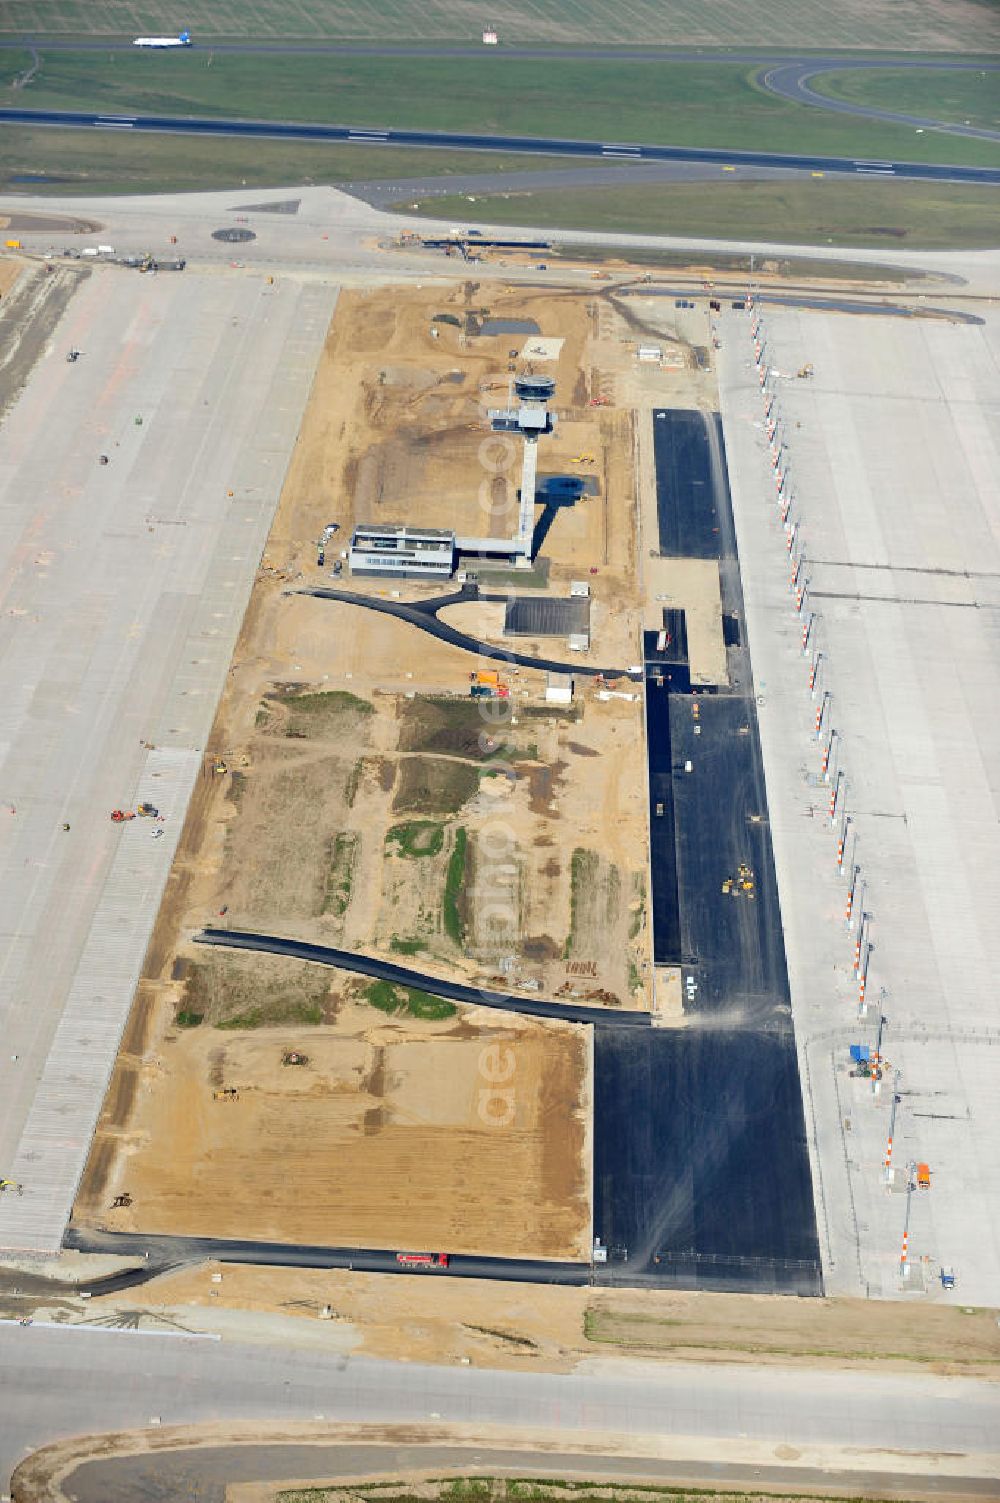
[61,1224,589,1287]
[194,927,651,1027]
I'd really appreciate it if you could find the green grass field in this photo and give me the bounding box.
[813,65,1000,131]
[2,50,999,168]
[402,178,1000,249]
[2,0,998,51]
[0,126,584,194]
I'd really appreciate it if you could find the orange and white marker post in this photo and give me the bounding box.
[845,863,861,925]
[900,1163,916,1279]
[884,1074,901,1182]
[828,768,843,826]
[801,610,815,656]
[820,727,837,783]
[809,650,822,695]
[854,908,869,976]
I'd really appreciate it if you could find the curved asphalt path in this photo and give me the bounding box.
[195,927,651,1027]
[0,105,997,185]
[35,1438,1000,1503]
[759,58,1000,144]
[296,585,638,679]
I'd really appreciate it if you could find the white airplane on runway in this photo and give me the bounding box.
[133,29,191,47]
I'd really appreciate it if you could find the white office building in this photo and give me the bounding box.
[348,524,456,579]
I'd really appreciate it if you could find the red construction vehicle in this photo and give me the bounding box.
[110,809,136,822]
[396,1251,449,1269]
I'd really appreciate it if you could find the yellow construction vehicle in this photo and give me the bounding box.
[0,1178,23,1195]
[797,363,814,378]
[570,454,596,464]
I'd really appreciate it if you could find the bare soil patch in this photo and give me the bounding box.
[76,954,590,1259]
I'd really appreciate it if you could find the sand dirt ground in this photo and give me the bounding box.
[73,282,668,1257]
[0,255,22,297]
[111,1260,1000,1379]
[75,960,590,1258]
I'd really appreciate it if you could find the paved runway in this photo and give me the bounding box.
[0,265,336,1253]
[1,105,998,185]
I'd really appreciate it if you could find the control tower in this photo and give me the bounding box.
[483,375,556,564]
[454,375,556,567]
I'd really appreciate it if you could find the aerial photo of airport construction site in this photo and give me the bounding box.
[0,0,999,1498]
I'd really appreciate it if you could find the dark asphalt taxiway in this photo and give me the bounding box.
[593,408,822,1293]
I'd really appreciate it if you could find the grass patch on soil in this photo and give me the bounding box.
[443,826,468,945]
[389,935,427,955]
[276,1477,896,1503]
[323,830,359,916]
[3,51,999,168]
[272,688,372,740]
[518,704,583,722]
[813,65,1000,132]
[344,758,364,809]
[364,978,457,1020]
[216,999,325,1029]
[401,177,1000,251]
[583,1303,1000,1369]
[0,121,582,197]
[178,956,330,1030]
[393,754,481,816]
[386,819,445,858]
[565,847,598,957]
[398,696,517,762]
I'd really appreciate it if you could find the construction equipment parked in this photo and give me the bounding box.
[0,1178,23,1196]
[110,809,136,822]
[137,802,160,818]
